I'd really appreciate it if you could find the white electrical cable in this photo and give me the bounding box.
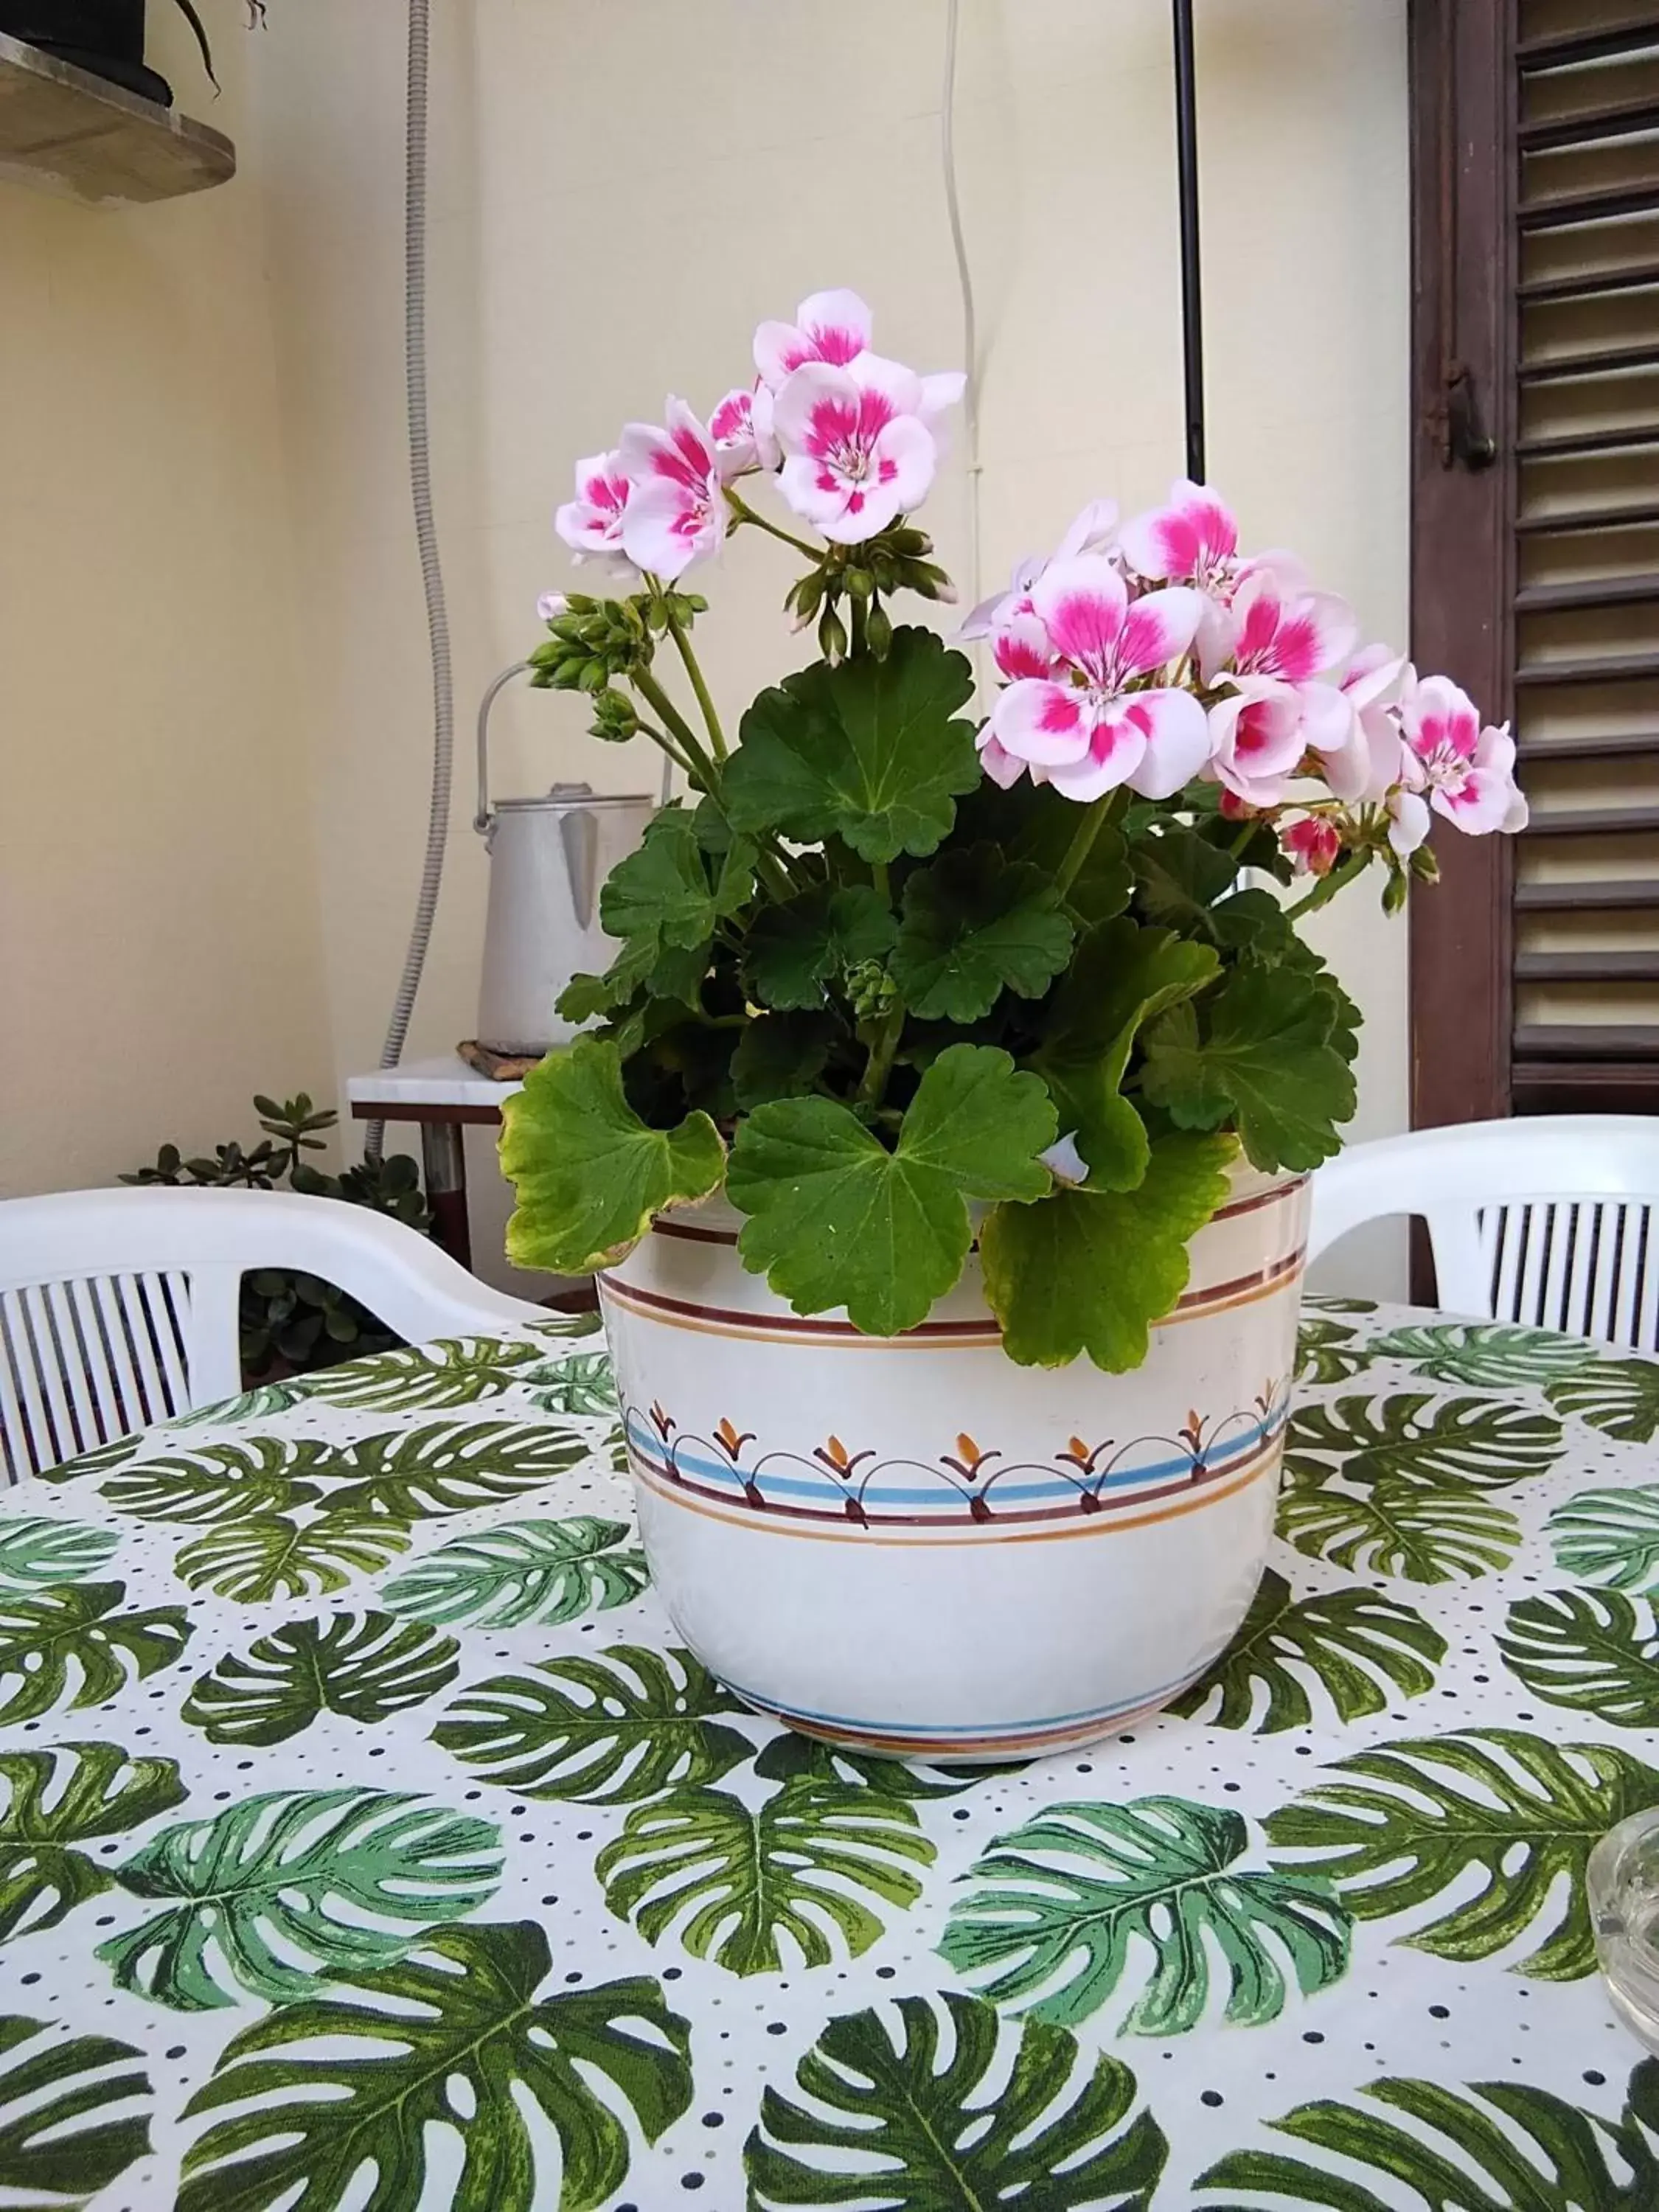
[366,0,453,1162]
[941,0,982,613]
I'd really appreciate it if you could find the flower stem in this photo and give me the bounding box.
[633,667,719,791]
[1054,792,1118,896]
[1285,849,1371,919]
[724,484,823,562]
[855,1003,906,1110]
[665,611,728,762]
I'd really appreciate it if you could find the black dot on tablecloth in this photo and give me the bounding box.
[877,1966,896,1980]
[681,2176,704,2191]
[18,1973,38,1986]
[166,2045,185,2059]
[563,1971,582,1984]
[664,1966,682,1980]
[701,2112,723,2129]
[1585,2070,1607,2085]
[541,1895,557,1906]
[1223,1782,1240,1792]
[1302,2031,1324,2045]
[766,2022,786,2036]
[1429,2004,1450,2019]
[1200,2090,1223,2107]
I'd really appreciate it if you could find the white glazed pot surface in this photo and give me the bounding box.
[599,1168,1309,1761]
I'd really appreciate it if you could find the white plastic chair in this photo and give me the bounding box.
[0,1187,546,1481]
[1309,1115,1659,1351]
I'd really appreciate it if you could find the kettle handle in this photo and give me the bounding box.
[474,661,532,835]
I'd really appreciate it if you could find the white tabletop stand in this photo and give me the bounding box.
[346,1057,525,1272]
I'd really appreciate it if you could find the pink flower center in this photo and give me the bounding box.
[807,389,900,503]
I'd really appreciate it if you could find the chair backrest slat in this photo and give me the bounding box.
[1311,1116,1659,1353]
[0,1188,546,1481]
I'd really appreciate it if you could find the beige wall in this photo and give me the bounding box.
[1,0,1411,1293]
[0,0,330,1197]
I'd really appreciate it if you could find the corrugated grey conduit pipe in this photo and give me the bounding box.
[365,0,451,1164]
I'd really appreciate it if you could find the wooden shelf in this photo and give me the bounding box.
[0,32,234,205]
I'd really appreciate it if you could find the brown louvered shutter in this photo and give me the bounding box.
[1411,0,1659,1124]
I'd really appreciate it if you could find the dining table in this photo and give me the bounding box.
[3,1293,1658,2211]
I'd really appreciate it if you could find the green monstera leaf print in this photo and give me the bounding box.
[166,1381,306,1426]
[1366,1319,1596,1389]
[94,1438,330,1523]
[1284,1392,1563,1489]
[38,1431,141,1480]
[173,1512,410,1604]
[380,1517,647,1630]
[0,1519,118,1587]
[1548,1484,1659,1593]
[98,1787,503,2009]
[0,1582,191,1725]
[178,1921,692,2212]
[521,1351,617,1417]
[751,1729,987,1800]
[938,1795,1350,2035]
[1295,1318,1371,1385]
[434,1644,751,1804]
[1171,1570,1446,1734]
[1499,1588,1659,1727]
[1548,1357,1659,1444]
[1265,1728,1659,1980]
[597,1778,935,1975]
[0,1741,184,1944]
[1195,2063,1659,2210]
[0,2012,154,2211]
[298,1335,549,1411]
[745,1991,1167,2211]
[309,1419,587,1520]
[182,1612,460,1746]
[1276,1473,1520,1583]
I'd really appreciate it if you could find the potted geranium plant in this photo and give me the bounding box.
[501,288,1525,1761]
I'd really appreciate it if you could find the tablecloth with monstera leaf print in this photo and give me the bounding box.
[3,1298,1659,2211]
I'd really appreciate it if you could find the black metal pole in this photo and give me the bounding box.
[1172,0,1206,482]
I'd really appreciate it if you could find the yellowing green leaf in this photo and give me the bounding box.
[728,1043,1057,1334]
[500,1037,725,1275]
[980,1132,1236,1370]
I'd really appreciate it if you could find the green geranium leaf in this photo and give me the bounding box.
[1031,917,1220,1190]
[1265,1728,1659,1980]
[728,1043,1057,1335]
[1141,962,1357,1172]
[745,1992,1167,2211]
[597,803,753,952]
[596,1778,935,1975]
[980,1132,1236,1370]
[556,933,655,1025]
[731,1013,836,1110]
[742,885,895,1011]
[889,844,1074,1021]
[1131,823,1237,933]
[725,625,980,863]
[939,1794,1349,2034]
[501,1037,725,1275]
[178,1924,692,2212]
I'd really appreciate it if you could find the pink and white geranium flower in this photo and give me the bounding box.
[1325,645,1408,802]
[961,501,1120,643]
[772,356,938,544]
[616,399,724,581]
[987,555,1211,801]
[1279,813,1343,877]
[1206,679,1310,807]
[555,453,632,564]
[709,383,779,480]
[1399,674,1529,835]
[1120,478,1239,591]
[754,288,874,392]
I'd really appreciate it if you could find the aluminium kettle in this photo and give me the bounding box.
[473,675,653,1054]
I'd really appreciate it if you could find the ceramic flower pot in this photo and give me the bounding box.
[599,1166,1309,1761]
